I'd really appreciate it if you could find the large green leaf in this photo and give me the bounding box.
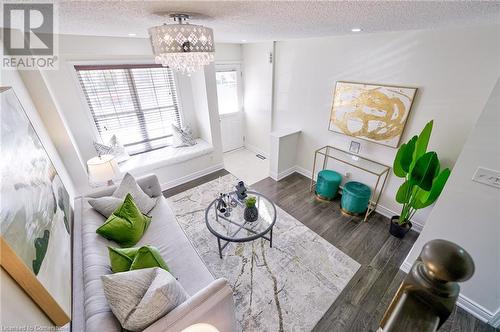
[393,135,417,178]
[396,181,411,204]
[410,121,433,172]
[409,152,440,191]
[412,168,451,209]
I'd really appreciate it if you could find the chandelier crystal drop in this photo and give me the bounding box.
[149,14,215,74]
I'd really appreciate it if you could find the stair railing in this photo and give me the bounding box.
[379,239,475,332]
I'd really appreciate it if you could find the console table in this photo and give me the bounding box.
[309,145,390,221]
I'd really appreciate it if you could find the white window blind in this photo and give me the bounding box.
[75,64,181,155]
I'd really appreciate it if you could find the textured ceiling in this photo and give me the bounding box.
[57,1,500,42]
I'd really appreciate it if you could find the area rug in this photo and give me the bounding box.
[167,174,360,331]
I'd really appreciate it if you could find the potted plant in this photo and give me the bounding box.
[391,120,451,238]
[244,196,259,222]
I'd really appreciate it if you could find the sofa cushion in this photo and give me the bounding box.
[88,196,123,218]
[130,245,169,272]
[96,194,152,247]
[108,247,139,273]
[113,173,157,213]
[102,268,188,331]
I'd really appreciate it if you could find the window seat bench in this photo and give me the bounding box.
[119,138,214,174]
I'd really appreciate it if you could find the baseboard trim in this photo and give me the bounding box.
[244,143,269,159]
[400,261,497,325]
[160,163,224,191]
[270,166,297,181]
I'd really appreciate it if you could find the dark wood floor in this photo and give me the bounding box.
[164,170,495,332]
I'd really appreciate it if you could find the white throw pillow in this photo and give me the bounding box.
[88,173,157,217]
[93,134,130,163]
[102,268,188,331]
[171,124,196,147]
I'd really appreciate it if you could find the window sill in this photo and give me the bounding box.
[118,138,214,175]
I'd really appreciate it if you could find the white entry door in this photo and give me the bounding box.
[216,64,244,152]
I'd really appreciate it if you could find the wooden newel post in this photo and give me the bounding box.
[379,239,475,332]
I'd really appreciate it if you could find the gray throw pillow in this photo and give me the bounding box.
[88,196,123,218]
[102,268,188,331]
[88,173,157,217]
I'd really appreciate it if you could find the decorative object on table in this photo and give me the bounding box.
[87,154,120,186]
[349,140,361,154]
[101,267,188,331]
[171,123,197,147]
[216,193,228,214]
[0,87,72,326]
[94,134,130,163]
[310,145,390,221]
[235,181,248,200]
[341,181,372,216]
[230,197,238,208]
[244,196,259,222]
[329,81,417,148]
[171,174,360,330]
[391,120,451,238]
[315,169,342,201]
[149,13,215,74]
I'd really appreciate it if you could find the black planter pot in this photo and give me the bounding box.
[389,216,412,238]
[244,206,259,222]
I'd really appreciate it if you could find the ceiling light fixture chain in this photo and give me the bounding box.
[149,12,215,74]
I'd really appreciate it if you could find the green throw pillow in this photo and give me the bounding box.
[130,245,169,272]
[96,193,152,247]
[107,247,140,273]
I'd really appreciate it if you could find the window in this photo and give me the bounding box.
[75,64,182,155]
[216,69,240,115]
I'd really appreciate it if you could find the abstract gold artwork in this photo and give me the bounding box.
[329,82,417,148]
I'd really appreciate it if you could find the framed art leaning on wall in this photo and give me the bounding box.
[0,87,72,326]
[328,81,417,148]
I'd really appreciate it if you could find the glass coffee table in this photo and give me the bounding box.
[205,190,277,258]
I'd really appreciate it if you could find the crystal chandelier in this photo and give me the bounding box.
[149,13,215,74]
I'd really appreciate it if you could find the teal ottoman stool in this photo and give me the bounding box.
[341,181,371,215]
[315,170,342,201]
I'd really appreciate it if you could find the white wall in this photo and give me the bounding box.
[24,34,225,194]
[242,42,274,157]
[215,43,242,62]
[273,25,500,226]
[403,78,500,323]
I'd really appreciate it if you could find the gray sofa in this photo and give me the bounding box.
[72,174,237,331]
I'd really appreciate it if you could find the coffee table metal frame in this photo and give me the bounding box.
[205,190,277,259]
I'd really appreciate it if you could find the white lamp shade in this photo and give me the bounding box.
[181,323,219,332]
[87,155,120,184]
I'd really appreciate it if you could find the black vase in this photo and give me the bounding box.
[389,216,412,239]
[244,206,259,222]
